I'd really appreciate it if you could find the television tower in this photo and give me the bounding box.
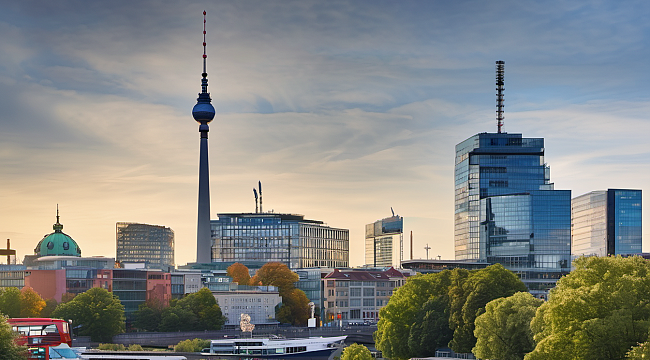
[192,11,215,264]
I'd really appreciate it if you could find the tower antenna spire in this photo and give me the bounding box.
[202,11,207,81]
[496,60,505,133]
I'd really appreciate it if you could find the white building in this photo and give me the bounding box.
[213,287,282,326]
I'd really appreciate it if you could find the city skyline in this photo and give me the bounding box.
[1,1,649,267]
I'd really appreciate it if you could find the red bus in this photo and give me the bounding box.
[8,318,72,347]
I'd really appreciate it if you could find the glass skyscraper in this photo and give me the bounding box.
[365,215,403,268]
[572,189,642,257]
[454,132,571,296]
[116,222,175,270]
[210,213,349,269]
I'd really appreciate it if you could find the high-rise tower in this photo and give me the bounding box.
[454,61,571,298]
[192,11,215,264]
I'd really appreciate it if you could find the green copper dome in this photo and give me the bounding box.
[34,209,81,257]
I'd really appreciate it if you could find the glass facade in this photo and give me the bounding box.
[211,213,349,269]
[572,189,642,257]
[455,132,571,296]
[365,216,403,267]
[116,223,174,270]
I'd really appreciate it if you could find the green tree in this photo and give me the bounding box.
[448,264,527,353]
[20,287,46,318]
[276,288,310,326]
[408,295,452,357]
[375,270,455,360]
[227,262,251,285]
[341,343,372,360]
[0,316,25,360]
[159,306,197,332]
[40,298,58,318]
[133,299,164,331]
[0,287,21,317]
[174,338,210,352]
[526,256,650,360]
[626,335,650,359]
[176,288,225,330]
[473,291,543,360]
[52,287,125,342]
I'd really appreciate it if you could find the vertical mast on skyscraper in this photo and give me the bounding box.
[192,11,215,264]
[496,60,505,133]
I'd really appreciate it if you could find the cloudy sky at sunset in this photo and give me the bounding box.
[1,1,649,266]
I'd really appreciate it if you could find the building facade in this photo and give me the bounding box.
[213,287,282,326]
[210,213,349,269]
[365,215,403,268]
[116,222,175,270]
[322,268,407,325]
[454,132,572,296]
[572,189,642,257]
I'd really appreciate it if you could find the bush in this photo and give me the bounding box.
[174,338,210,352]
[127,344,144,351]
[98,343,126,351]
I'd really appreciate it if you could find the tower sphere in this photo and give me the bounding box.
[192,99,215,123]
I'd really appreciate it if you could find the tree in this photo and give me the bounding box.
[252,262,299,291]
[40,298,58,318]
[133,300,163,331]
[20,287,46,318]
[448,264,527,353]
[176,288,225,330]
[341,343,373,360]
[0,287,21,317]
[52,287,125,342]
[408,295,452,357]
[0,316,25,360]
[227,262,251,285]
[473,291,543,360]
[174,338,210,352]
[626,335,650,360]
[276,288,310,326]
[526,256,650,360]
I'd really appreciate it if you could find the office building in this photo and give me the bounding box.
[210,213,349,269]
[213,286,282,326]
[454,132,571,296]
[572,189,642,257]
[116,222,174,270]
[365,214,403,267]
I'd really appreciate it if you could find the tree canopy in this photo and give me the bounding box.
[375,264,527,360]
[0,288,21,317]
[0,316,24,360]
[52,287,125,342]
[526,256,650,360]
[250,262,299,291]
[227,262,251,285]
[19,287,46,318]
[473,291,543,360]
[341,343,373,360]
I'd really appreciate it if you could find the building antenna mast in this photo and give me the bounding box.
[496,60,505,133]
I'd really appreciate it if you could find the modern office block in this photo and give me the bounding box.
[210,213,349,269]
[454,132,571,296]
[572,189,642,257]
[365,215,403,268]
[116,222,174,270]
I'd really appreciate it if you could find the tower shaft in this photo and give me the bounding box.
[196,133,211,263]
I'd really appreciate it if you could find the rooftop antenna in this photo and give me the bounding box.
[253,188,259,213]
[258,181,263,213]
[390,207,395,217]
[496,60,505,133]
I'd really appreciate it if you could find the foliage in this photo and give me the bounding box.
[627,334,650,359]
[138,288,225,332]
[448,264,527,353]
[127,344,143,351]
[0,316,25,360]
[473,291,543,360]
[60,293,76,303]
[98,343,126,351]
[276,288,311,326]
[176,288,225,330]
[526,256,650,360]
[19,287,46,318]
[174,338,210,352]
[40,298,58,317]
[251,262,299,291]
[133,302,162,332]
[52,287,125,342]
[227,262,251,285]
[408,295,453,357]
[0,287,21,317]
[341,343,372,360]
[375,264,527,360]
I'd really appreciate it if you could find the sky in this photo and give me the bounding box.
[1,0,649,267]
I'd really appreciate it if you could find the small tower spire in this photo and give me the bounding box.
[53,204,63,232]
[496,60,505,133]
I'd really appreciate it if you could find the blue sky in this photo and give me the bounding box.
[0,1,648,266]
